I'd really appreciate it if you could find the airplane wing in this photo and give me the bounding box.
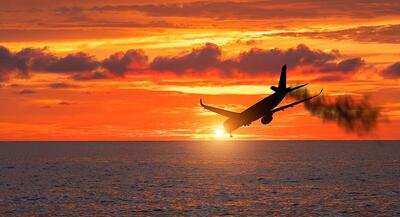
[270,89,323,113]
[288,83,308,92]
[200,99,240,118]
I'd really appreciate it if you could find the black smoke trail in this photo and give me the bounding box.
[288,87,381,136]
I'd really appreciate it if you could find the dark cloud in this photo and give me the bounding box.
[151,43,359,75]
[58,101,72,105]
[103,50,148,76]
[320,58,365,73]
[0,46,100,82]
[55,6,87,18]
[0,43,365,82]
[382,62,400,78]
[71,71,112,81]
[0,46,17,81]
[271,24,400,44]
[234,44,339,73]
[58,21,176,28]
[0,47,101,82]
[89,1,400,20]
[54,6,175,28]
[288,88,381,136]
[48,82,79,89]
[0,46,14,71]
[14,47,57,75]
[150,43,222,74]
[46,52,99,73]
[18,89,36,95]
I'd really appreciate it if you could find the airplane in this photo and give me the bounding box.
[200,65,323,137]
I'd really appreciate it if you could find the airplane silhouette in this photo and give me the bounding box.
[200,65,322,137]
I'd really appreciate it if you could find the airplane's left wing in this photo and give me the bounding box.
[270,89,323,113]
[200,99,239,118]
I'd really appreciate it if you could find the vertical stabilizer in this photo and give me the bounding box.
[279,65,286,90]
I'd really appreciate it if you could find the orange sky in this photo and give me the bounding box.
[0,0,399,140]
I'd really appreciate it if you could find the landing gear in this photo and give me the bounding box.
[230,132,233,138]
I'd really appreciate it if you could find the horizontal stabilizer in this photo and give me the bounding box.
[270,86,279,92]
[200,99,239,118]
[271,89,323,113]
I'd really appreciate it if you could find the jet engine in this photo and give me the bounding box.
[261,114,273,125]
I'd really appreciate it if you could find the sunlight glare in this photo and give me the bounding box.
[215,127,225,137]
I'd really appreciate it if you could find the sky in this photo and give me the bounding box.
[0,0,399,140]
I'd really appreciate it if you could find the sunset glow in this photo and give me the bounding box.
[1,0,400,140]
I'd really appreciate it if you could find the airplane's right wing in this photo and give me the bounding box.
[200,99,239,118]
[270,89,323,113]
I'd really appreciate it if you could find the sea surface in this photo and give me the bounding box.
[0,141,399,216]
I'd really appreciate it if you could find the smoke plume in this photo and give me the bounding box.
[288,87,381,136]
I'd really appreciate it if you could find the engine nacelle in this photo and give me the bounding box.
[261,114,273,125]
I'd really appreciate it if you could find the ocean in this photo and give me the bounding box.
[0,141,399,216]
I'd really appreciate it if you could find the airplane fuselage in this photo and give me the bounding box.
[223,90,287,133]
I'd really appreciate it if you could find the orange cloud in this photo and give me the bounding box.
[88,1,400,20]
[269,24,400,44]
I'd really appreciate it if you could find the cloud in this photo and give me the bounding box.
[0,47,102,82]
[382,62,400,78]
[88,1,400,20]
[13,48,57,76]
[18,89,36,95]
[54,6,176,28]
[151,43,359,75]
[102,49,148,76]
[0,43,364,82]
[319,58,365,73]
[58,101,72,105]
[0,46,101,82]
[0,46,15,81]
[270,24,400,44]
[234,44,339,73]
[48,82,79,89]
[150,43,222,74]
[45,52,100,73]
[71,71,112,81]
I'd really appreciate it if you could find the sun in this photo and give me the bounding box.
[215,127,225,137]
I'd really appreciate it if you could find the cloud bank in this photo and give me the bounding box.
[89,1,400,20]
[270,24,400,44]
[382,62,400,78]
[0,43,368,82]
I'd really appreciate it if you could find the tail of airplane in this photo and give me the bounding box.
[271,65,308,93]
[278,64,286,90]
[270,65,287,92]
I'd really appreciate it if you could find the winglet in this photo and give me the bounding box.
[200,99,204,107]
